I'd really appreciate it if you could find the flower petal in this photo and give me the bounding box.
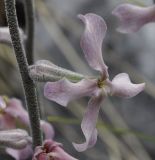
[50,146,77,160]
[5,99,55,139]
[6,145,33,160]
[78,13,108,78]
[0,114,16,130]
[112,4,155,33]
[33,140,77,160]
[44,78,97,106]
[40,120,55,139]
[5,98,29,125]
[111,73,145,98]
[73,95,104,152]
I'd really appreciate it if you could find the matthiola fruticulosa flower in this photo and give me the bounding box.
[0,96,54,139]
[0,96,54,160]
[33,139,77,160]
[112,3,155,33]
[44,13,145,152]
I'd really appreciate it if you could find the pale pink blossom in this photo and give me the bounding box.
[44,13,145,152]
[0,96,54,159]
[0,96,54,138]
[112,3,155,33]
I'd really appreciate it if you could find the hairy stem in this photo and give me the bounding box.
[4,0,42,148]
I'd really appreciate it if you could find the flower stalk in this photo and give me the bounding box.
[4,0,42,148]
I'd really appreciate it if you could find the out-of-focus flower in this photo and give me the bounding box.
[0,96,54,159]
[0,128,32,160]
[33,139,77,160]
[0,96,28,130]
[0,129,31,149]
[112,3,155,33]
[0,96,54,138]
[6,145,33,160]
[44,13,145,152]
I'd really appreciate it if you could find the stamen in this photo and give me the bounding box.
[97,79,105,88]
[0,109,5,114]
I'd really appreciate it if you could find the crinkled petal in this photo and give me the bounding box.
[73,95,104,152]
[33,140,77,160]
[112,4,155,33]
[50,147,78,160]
[44,78,97,106]
[111,73,145,98]
[78,13,108,78]
[0,114,16,130]
[5,98,29,125]
[40,120,55,139]
[6,144,33,160]
[5,99,54,139]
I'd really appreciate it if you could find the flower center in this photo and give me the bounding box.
[0,96,8,115]
[97,79,105,88]
[0,109,5,115]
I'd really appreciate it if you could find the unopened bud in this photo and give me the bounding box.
[0,129,32,149]
[29,60,85,82]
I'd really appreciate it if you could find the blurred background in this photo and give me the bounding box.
[1,0,155,159]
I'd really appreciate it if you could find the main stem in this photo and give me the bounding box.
[24,0,35,65]
[4,0,42,148]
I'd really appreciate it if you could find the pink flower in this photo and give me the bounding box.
[33,139,77,160]
[44,13,145,152]
[112,3,155,33]
[6,145,33,160]
[0,96,54,138]
[0,96,54,159]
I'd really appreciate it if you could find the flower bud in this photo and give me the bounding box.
[29,60,85,82]
[0,129,32,149]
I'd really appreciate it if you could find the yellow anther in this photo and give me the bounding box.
[2,95,9,104]
[97,79,105,88]
[0,108,5,115]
